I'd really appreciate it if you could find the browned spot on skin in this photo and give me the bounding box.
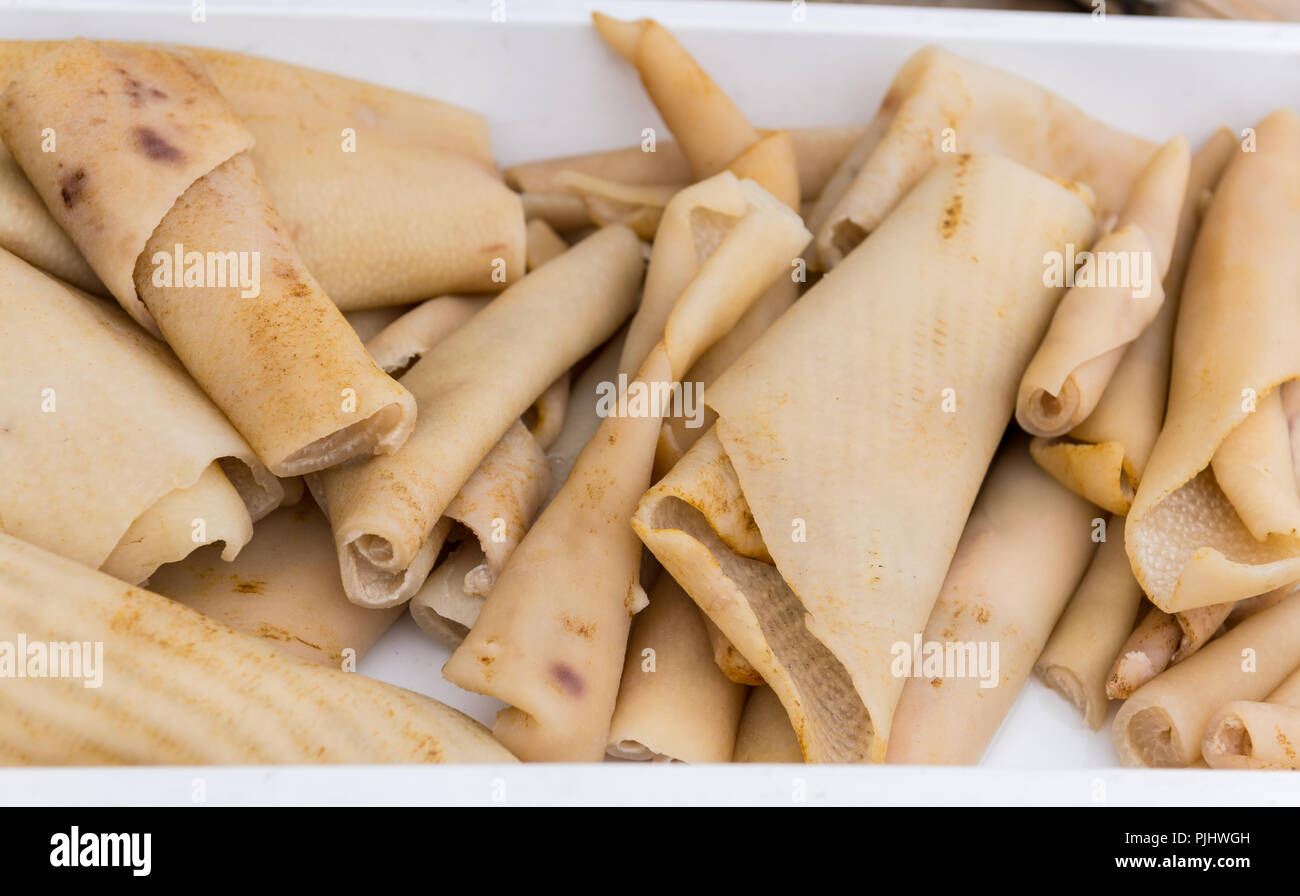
[285,282,312,299]
[124,76,168,105]
[233,579,266,595]
[133,127,184,163]
[974,606,991,625]
[930,678,943,688]
[940,154,970,240]
[941,194,963,239]
[551,662,584,696]
[253,623,321,652]
[59,168,86,208]
[272,259,297,280]
[561,615,595,641]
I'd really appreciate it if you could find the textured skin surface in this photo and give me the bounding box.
[0,534,516,765]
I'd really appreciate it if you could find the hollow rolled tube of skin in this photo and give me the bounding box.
[1126,110,1300,615]
[1112,593,1300,767]
[887,437,1097,764]
[0,533,516,765]
[318,226,643,608]
[1,40,418,477]
[1036,515,1144,730]
[592,13,800,212]
[328,259,594,624]
[606,575,748,762]
[1106,605,1181,700]
[592,13,804,476]
[633,155,1096,762]
[593,13,762,182]
[1016,137,1189,439]
[732,686,804,763]
[0,246,280,584]
[1032,128,1236,511]
[1203,662,1300,769]
[811,46,1152,270]
[408,420,552,644]
[0,144,101,293]
[504,125,862,203]
[150,502,403,668]
[0,40,524,307]
[444,173,810,762]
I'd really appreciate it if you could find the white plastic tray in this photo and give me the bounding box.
[4,0,1300,805]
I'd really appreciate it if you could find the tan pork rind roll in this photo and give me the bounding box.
[0,41,523,307]
[606,575,748,762]
[1015,137,1189,439]
[0,247,280,584]
[408,230,569,644]
[1029,128,1236,514]
[0,40,417,477]
[443,173,811,762]
[1106,605,1181,700]
[1112,593,1300,767]
[1036,515,1144,729]
[319,226,643,609]
[356,294,553,642]
[149,503,403,668]
[633,154,1097,762]
[408,420,552,645]
[1126,110,1300,616]
[0,144,100,293]
[593,12,803,476]
[0,41,491,163]
[505,126,862,208]
[887,438,1096,764]
[0,533,515,765]
[811,46,1152,270]
[1203,662,1300,769]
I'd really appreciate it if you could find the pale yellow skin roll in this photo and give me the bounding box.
[888,438,1097,764]
[1203,664,1300,769]
[1112,595,1300,767]
[0,533,515,765]
[1126,110,1300,615]
[635,155,1096,762]
[0,40,418,478]
[0,246,281,585]
[1036,516,1144,730]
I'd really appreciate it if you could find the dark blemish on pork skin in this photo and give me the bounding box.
[124,76,168,105]
[551,663,584,697]
[133,127,184,163]
[60,168,87,208]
